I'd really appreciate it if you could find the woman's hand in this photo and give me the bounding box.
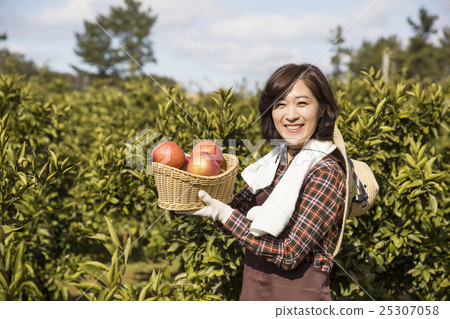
[176,190,233,224]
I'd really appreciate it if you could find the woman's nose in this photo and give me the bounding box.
[285,105,300,121]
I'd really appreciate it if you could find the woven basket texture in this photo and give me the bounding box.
[152,153,239,211]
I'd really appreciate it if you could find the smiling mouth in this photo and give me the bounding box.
[285,124,304,132]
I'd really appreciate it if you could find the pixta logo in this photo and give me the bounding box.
[125,130,317,174]
[125,129,171,175]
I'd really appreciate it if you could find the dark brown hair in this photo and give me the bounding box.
[259,63,337,141]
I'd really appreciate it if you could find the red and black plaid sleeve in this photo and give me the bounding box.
[229,183,254,214]
[223,157,345,273]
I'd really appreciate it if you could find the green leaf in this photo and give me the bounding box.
[83,261,108,271]
[80,263,108,287]
[45,171,57,183]
[429,194,438,214]
[17,280,43,298]
[408,135,418,154]
[0,127,7,146]
[392,235,403,248]
[138,281,151,301]
[6,146,16,170]
[419,252,426,262]
[374,97,387,116]
[105,216,120,248]
[407,234,422,243]
[0,271,8,289]
[38,162,49,179]
[71,282,102,292]
[17,172,27,185]
[404,154,416,168]
[61,157,70,169]
[425,173,443,181]
[1,113,9,128]
[107,266,114,288]
[48,148,58,168]
[410,189,427,198]
[104,286,118,301]
[423,270,430,282]
[123,169,143,181]
[97,288,108,300]
[439,278,450,288]
[18,142,26,161]
[123,236,132,266]
[167,242,179,253]
[13,241,25,273]
[88,233,110,242]
[417,144,426,160]
[407,179,423,190]
[109,271,121,288]
[109,197,120,205]
[9,269,24,291]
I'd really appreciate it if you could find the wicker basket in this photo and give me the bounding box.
[152,153,239,211]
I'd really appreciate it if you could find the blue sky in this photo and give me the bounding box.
[1,0,449,92]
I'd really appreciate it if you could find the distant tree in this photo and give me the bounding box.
[438,27,450,77]
[347,36,404,78]
[75,0,157,78]
[405,7,443,79]
[0,49,40,76]
[339,7,448,81]
[407,7,438,43]
[0,32,7,41]
[75,14,120,78]
[329,25,351,79]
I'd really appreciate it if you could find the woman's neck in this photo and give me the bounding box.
[287,146,301,163]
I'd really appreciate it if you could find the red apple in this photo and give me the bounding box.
[187,151,221,176]
[152,141,185,169]
[191,140,223,166]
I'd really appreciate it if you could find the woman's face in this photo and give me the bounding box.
[271,80,322,149]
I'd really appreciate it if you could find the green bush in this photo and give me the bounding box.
[0,69,448,300]
[331,68,449,300]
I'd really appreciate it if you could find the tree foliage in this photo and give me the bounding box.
[329,25,351,79]
[0,3,449,302]
[0,63,448,300]
[336,7,449,81]
[75,0,157,78]
[404,7,444,80]
[0,49,40,77]
[347,36,405,78]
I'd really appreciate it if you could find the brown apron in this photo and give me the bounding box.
[239,179,332,301]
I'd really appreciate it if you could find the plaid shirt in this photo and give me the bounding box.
[223,155,345,274]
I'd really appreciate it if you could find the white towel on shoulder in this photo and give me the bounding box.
[241,139,336,237]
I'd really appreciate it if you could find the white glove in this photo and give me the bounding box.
[176,190,234,224]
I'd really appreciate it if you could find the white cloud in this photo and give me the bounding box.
[172,36,303,74]
[338,0,449,47]
[2,0,448,93]
[209,12,338,42]
[28,0,219,29]
[142,0,221,26]
[157,6,346,79]
[28,0,115,27]
[29,1,82,27]
[218,46,304,74]
[5,43,27,55]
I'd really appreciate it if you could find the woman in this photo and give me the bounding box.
[178,63,347,301]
